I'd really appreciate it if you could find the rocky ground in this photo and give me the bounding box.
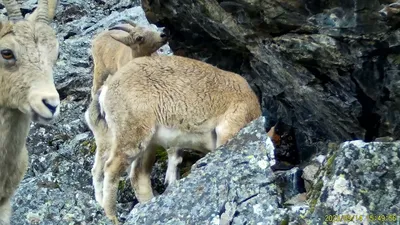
[2,0,400,224]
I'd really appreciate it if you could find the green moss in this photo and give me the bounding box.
[307,142,340,215]
[308,198,319,215]
[80,139,97,155]
[325,143,339,177]
[388,54,400,65]
[280,217,289,225]
[118,180,126,190]
[89,142,97,154]
[155,146,168,162]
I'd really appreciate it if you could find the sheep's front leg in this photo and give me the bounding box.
[0,198,11,225]
[164,147,183,187]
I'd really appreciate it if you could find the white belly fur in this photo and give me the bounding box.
[153,125,215,153]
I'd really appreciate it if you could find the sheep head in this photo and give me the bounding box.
[0,0,60,124]
[109,20,169,57]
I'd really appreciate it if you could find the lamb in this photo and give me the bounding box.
[93,55,262,223]
[0,0,60,224]
[85,21,174,206]
[90,20,168,96]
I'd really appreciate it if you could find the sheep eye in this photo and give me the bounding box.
[136,36,144,42]
[1,49,14,60]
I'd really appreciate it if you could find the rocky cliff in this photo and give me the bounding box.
[142,0,400,164]
[3,0,400,224]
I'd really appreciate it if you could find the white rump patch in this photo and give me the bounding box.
[98,86,108,118]
[84,109,93,130]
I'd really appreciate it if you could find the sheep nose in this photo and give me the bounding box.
[42,99,59,115]
[380,10,388,17]
[160,32,167,38]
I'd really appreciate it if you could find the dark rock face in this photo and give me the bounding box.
[141,0,400,164]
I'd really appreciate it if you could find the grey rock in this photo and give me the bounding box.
[306,140,400,225]
[124,136,400,225]
[302,163,320,192]
[125,116,291,225]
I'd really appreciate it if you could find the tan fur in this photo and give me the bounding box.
[0,1,59,224]
[97,55,261,223]
[85,23,170,213]
[85,92,112,208]
[90,22,168,96]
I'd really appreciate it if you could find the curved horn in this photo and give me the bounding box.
[108,25,132,33]
[36,0,50,24]
[3,0,23,21]
[120,19,137,28]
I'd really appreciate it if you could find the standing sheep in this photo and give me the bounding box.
[0,0,60,224]
[85,21,171,207]
[95,55,262,223]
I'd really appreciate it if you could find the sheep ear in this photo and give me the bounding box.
[110,33,131,46]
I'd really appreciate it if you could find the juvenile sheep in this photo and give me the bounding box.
[85,22,173,206]
[0,0,60,224]
[95,55,262,223]
[90,20,168,96]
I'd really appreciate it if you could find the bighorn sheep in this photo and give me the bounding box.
[0,0,60,224]
[90,20,168,96]
[93,55,261,223]
[85,21,172,207]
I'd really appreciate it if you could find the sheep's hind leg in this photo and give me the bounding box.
[102,148,130,224]
[91,138,109,207]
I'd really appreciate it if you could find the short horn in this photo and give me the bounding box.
[3,0,23,21]
[36,0,49,24]
[120,19,137,28]
[47,0,59,21]
[108,25,132,33]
